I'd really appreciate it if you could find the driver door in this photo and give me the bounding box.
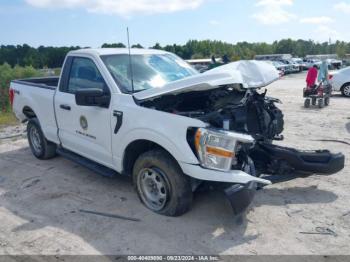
[55,56,113,167]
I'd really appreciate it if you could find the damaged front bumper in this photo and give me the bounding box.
[180,162,271,185]
[251,143,345,176]
[226,146,345,216]
[182,143,345,216]
[180,162,269,216]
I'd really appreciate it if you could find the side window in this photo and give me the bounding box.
[67,57,107,94]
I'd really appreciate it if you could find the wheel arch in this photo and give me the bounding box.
[22,106,58,144]
[22,106,37,119]
[341,82,350,96]
[341,82,350,89]
[122,139,182,176]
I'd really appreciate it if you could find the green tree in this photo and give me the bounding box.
[102,43,126,48]
[152,43,163,50]
[131,44,144,48]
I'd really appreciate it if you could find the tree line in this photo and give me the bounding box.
[156,39,349,61]
[1,38,349,113]
[1,39,350,70]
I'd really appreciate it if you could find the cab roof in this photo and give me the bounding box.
[68,48,169,56]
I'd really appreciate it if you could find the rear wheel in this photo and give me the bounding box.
[27,118,57,159]
[318,98,324,108]
[341,84,350,97]
[133,149,192,216]
[304,99,311,108]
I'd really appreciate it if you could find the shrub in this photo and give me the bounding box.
[0,63,40,112]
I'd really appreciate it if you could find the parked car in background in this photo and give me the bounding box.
[264,61,285,76]
[274,61,294,75]
[304,59,322,69]
[266,61,291,75]
[329,66,350,97]
[292,58,307,71]
[281,59,301,73]
[326,59,343,70]
[254,54,306,75]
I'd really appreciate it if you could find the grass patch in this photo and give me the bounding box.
[53,68,61,76]
[0,111,19,127]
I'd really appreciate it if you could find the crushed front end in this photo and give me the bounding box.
[138,80,345,216]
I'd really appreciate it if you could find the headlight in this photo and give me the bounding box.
[194,128,254,172]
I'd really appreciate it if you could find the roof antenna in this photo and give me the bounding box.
[127,27,135,93]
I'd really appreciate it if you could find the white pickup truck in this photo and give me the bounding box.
[10,48,344,216]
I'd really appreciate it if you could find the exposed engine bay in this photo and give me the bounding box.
[139,85,344,179]
[140,84,284,141]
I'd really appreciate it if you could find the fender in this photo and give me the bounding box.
[113,128,200,172]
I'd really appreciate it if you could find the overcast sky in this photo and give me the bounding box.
[1,0,350,47]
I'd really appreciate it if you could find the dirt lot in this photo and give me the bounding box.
[0,73,349,255]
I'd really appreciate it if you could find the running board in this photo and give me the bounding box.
[56,148,119,178]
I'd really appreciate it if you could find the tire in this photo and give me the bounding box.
[324,97,330,106]
[312,97,317,106]
[132,149,193,216]
[341,84,350,97]
[304,99,310,108]
[27,118,57,160]
[318,98,324,108]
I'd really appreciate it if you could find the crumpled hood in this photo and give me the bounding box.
[206,60,280,88]
[134,60,279,101]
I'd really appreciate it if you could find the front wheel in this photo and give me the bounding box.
[341,84,350,97]
[133,150,193,216]
[27,118,57,160]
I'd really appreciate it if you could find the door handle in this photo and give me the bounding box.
[60,104,71,111]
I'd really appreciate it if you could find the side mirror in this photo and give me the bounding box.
[75,88,110,108]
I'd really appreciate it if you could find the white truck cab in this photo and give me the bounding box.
[10,48,345,216]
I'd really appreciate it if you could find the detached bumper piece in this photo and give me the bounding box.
[251,143,345,176]
[223,143,344,216]
[224,182,256,215]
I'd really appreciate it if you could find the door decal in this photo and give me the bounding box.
[80,115,88,130]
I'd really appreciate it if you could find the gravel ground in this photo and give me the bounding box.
[0,73,349,255]
[0,124,26,141]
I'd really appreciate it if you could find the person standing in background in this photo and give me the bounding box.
[306,65,318,88]
[318,60,329,84]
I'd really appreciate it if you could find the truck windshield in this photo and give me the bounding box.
[101,54,198,93]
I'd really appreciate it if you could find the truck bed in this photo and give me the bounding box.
[12,77,59,90]
[11,76,59,144]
